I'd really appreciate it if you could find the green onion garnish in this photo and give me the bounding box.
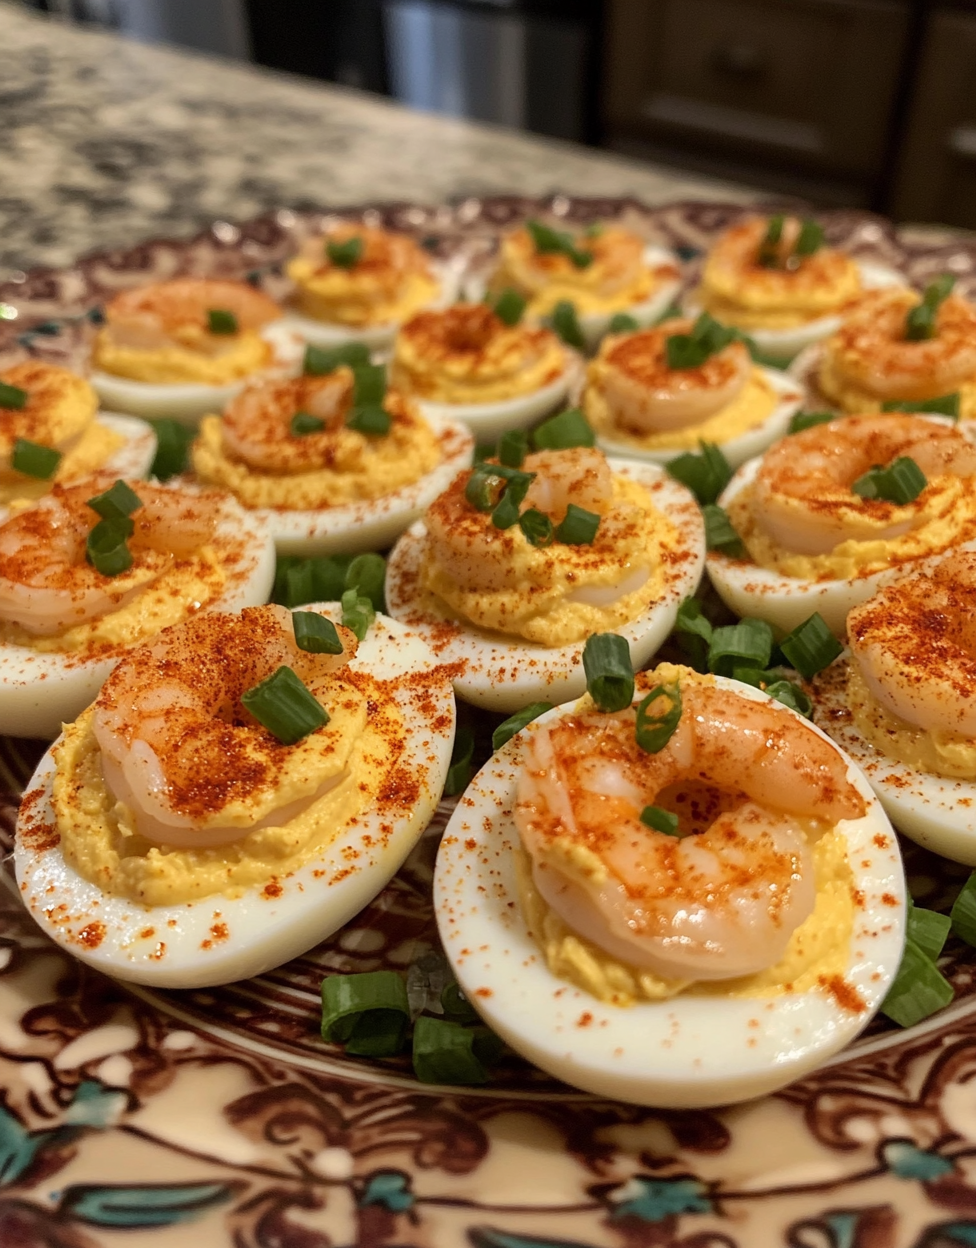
[10,438,61,480]
[905,274,955,341]
[291,411,325,436]
[0,382,28,409]
[274,555,350,608]
[87,479,142,524]
[444,725,475,797]
[491,470,534,530]
[321,970,409,1056]
[525,219,592,269]
[882,393,960,419]
[708,618,773,677]
[762,679,813,719]
[789,410,836,435]
[344,551,386,610]
[851,457,927,504]
[440,980,480,1024]
[907,902,952,962]
[304,342,371,376]
[498,428,528,468]
[412,1015,489,1085]
[465,467,507,512]
[880,937,953,1028]
[149,419,194,480]
[518,508,554,547]
[608,312,640,334]
[582,632,634,712]
[241,665,330,744]
[666,441,732,506]
[346,405,391,436]
[640,805,680,835]
[86,518,134,577]
[555,504,600,545]
[635,683,682,754]
[550,300,586,349]
[793,219,825,256]
[665,312,737,371]
[492,701,553,751]
[292,611,344,655]
[341,588,375,641]
[326,236,364,269]
[531,407,595,451]
[951,871,976,946]
[778,612,842,679]
[673,596,712,670]
[757,214,785,266]
[490,288,527,326]
[702,503,745,556]
[207,309,238,335]
[352,363,386,406]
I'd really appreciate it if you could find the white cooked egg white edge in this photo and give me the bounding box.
[13,609,456,988]
[260,412,474,557]
[812,652,976,866]
[594,366,803,470]
[0,493,276,740]
[434,677,906,1109]
[385,460,705,712]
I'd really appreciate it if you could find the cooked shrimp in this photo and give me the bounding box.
[493,225,659,309]
[0,362,98,472]
[101,278,281,354]
[0,479,219,636]
[219,371,350,472]
[848,551,976,736]
[752,413,976,555]
[824,288,976,400]
[92,605,358,849]
[514,678,865,980]
[592,321,751,431]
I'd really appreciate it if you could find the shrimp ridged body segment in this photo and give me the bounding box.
[514,674,866,982]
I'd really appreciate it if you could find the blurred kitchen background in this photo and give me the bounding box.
[20,0,976,228]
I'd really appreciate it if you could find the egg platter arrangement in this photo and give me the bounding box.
[8,199,976,1111]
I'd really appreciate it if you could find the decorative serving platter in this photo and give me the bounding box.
[2,197,976,1248]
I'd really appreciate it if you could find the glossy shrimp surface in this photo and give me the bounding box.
[219,371,351,472]
[752,413,976,555]
[100,278,281,354]
[92,604,358,850]
[514,679,865,980]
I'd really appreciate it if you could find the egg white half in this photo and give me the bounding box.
[0,493,276,739]
[594,366,803,470]
[253,413,473,557]
[434,677,905,1108]
[14,609,456,987]
[812,654,976,865]
[89,320,305,424]
[385,460,705,712]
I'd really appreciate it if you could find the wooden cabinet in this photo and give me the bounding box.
[604,0,909,184]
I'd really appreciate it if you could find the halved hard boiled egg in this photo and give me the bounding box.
[15,608,456,987]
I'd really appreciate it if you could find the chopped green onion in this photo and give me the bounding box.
[87,479,142,523]
[0,382,28,409]
[352,363,386,407]
[708,618,774,677]
[778,612,842,679]
[665,312,737,371]
[653,301,683,325]
[304,342,371,375]
[789,410,837,435]
[905,275,955,341]
[492,701,553,751]
[702,503,745,555]
[491,470,534,530]
[763,679,813,718]
[794,219,825,256]
[950,871,976,946]
[86,518,134,577]
[341,588,375,641]
[672,596,712,670]
[344,552,386,611]
[518,507,554,547]
[412,1015,489,1085]
[582,632,634,712]
[489,288,527,326]
[852,457,927,504]
[241,665,329,744]
[465,467,507,512]
[346,405,391,436]
[10,438,61,480]
[321,970,409,1056]
[444,725,475,797]
[640,805,680,836]
[474,440,497,465]
[440,980,480,1024]
[666,441,732,506]
[907,902,952,962]
[608,312,639,334]
[635,683,682,754]
[731,664,767,688]
[276,555,350,608]
[531,407,595,451]
[207,309,238,334]
[555,503,600,545]
[880,937,954,1028]
[290,411,325,436]
[498,428,528,468]
[525,219,592,269]
[326,236,364,268]
[292,611,344,655]
[758,214,785,267]
[149,419,194,480]
[925,273,957,304]
[881,393,960,419]
[549,300,586,349]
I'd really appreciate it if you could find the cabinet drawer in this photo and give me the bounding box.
[605,0,908,176]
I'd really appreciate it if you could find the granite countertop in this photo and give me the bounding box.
[0,2,754,279]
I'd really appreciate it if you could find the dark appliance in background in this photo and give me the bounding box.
[244,0,604,145]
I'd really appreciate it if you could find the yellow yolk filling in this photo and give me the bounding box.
[1,421,126,507]
[93,327,272,385]
[818,352,976,421]
[287,255,440,328]
[391,327,567,404]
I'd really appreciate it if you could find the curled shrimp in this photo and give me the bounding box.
[218,371,350,472]
[0,479,219,636]
[0,361,98,473]
[848,551,976,737]
[514,677,865,980]
[92,604,358,850]
[494,225,654,304]
[588,321,751,431]
[822,288,976,401]
[100,278,281,354]
[752,413,976,555]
